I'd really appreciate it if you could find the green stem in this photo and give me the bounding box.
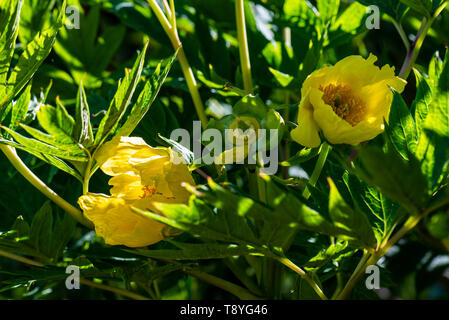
[398,1,448,80]
[391,19,410,52]
[335,250,371,300]
[0,144,93,228]
[0,249,45,267]
[147,0,208,128]
[185,269,261,300]
[83,152,93,195]
[336,197,449,300]
[235,0,254,94]
[302,142,331,200]
[273,255,328,300]
[79,278,151,300]
[0,248,150,300]
[224,258,265,297]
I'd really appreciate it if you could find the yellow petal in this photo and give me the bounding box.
[78,193,165,247]
[95,136,164,176]
[109,173,144,200]
[310,87,383,145]
[290,88,321,148]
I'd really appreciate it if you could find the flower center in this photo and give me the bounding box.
[140,185,157,198]
[319,84,365,126]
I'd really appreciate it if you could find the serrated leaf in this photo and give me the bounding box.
[29,201,53,257]
[94,42,148,146]
[328,178,377,249]
[0,0,65,108]
[343,172,400,242]
[73,81,93,146]
[116,52,177,137]
[9,83,32,131]
[356,145,428,214]
[304,242,351,273]
[1,126,87,161]
[386,92,418,160]
[424,50,449,138]
[411,69,432,140]
[0,0,23,87]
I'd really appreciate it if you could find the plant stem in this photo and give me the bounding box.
[79,278,151,300]
[302,142,331,200]
[273,255,328,300]
[0,249,45,267]
[335,250,371,300]
[336,197,449,300]
[83,153,93,195]
[147,0,208,128]
[398,1,448,79]
[235,0,254,94]
[0,248,151,300]
[185,269,261,300]
[391,19,410,52]
[224,257,264,297]
[0,145,93,228]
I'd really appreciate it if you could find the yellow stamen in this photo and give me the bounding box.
[319,84,365,126]
[141,186,157,198]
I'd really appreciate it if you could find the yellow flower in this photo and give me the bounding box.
[78,136,195,248]
[291,54,407,147]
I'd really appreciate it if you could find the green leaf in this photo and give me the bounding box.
[18,0,54,44]
[232,94,268,120]
[328,178,377,249]
[29,201,53,257]
[343,172,400,243]
[399,0,431,16]
[53,4,126,88]
[280,146,321,166]
[0,138,83,180]
[0,0,22,87]
[37,104,75,144]
[268,67,294,87]
[356,145,428,215]
[428,51,444,93]
[317,0,340,23]
[94,42,148,146]
[0,0,65,108]
[128,242,263,261]
[116,52,177,137]
[1,126,87,161]
[304,242,351,273]
[158,134,194,165]
[333,2,367,33]
[385,92,418,160]
[424,50,449,138]
[50,212,76,260]
[426,211,449,239]
[73,81,93,147]
[9,82,32,131]
[411,69,432,140]
[356,0,408,21]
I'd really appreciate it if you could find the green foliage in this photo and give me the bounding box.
[0,0,449,302]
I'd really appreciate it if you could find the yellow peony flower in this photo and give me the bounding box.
[291,54,407,147]
[78,136,195,248]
